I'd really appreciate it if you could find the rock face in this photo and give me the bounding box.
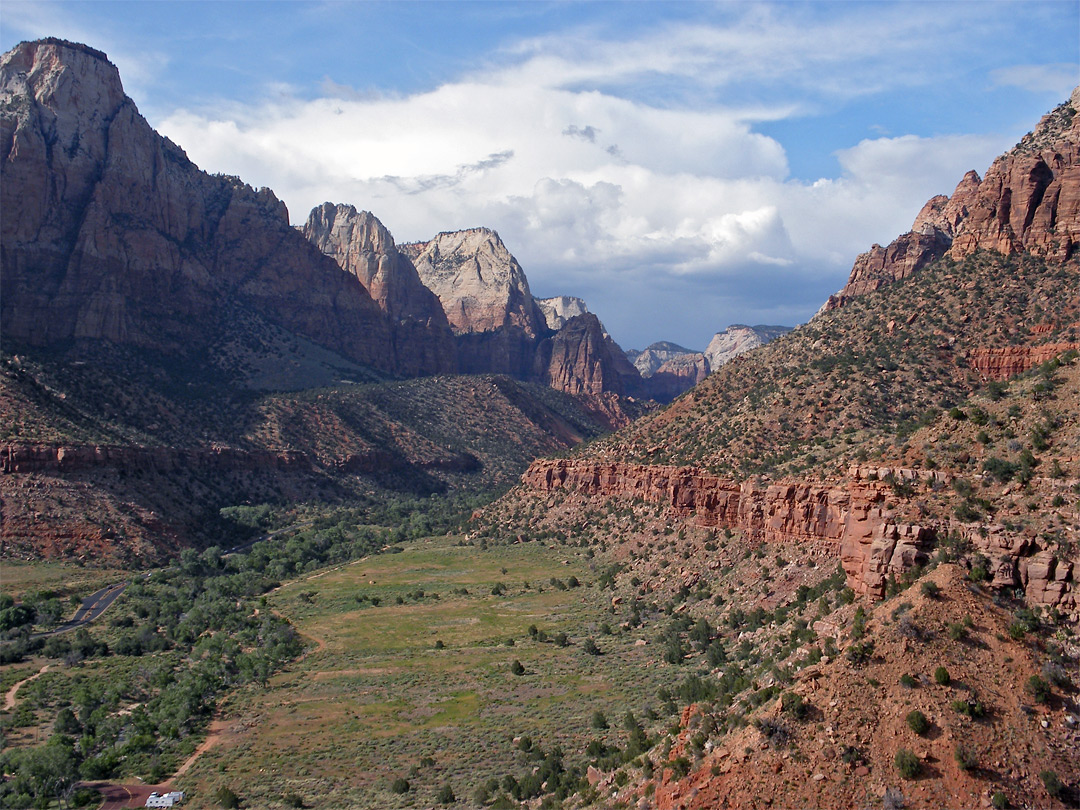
[303,203,456,375]
[533,314,628,396]
[967,342,1079,380]
[0,39,396,370]
[403,228,547,376]
[646,353,710,401]
[521,458,1075,609]
[703,325,793,370]
[628,341,698,377]
[535,295,589,331]
[824,87,1080,311]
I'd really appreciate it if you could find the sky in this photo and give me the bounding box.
[2,2,1078,350]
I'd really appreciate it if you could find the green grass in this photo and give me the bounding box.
[181,536,683,808]
[0,560,130,600]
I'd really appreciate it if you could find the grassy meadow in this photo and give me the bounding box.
[180,536,683,808]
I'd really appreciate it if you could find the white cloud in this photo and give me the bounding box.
[150,5,1036,348]
[991,63,1079,96]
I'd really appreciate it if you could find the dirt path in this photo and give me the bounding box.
[171,717,229,778]
[3,664,49,711]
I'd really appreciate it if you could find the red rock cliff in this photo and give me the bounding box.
[824,87,1080,312]
[521,458,1075,609]
[1,39,396,371]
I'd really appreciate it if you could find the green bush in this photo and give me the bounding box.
[1026,675,1050,703]
[919,581,940,599]
[391,778,410,794]
[438,783,456,804]
[1039,770,1063,799]
[991,791,1008,809]
[900,673,917,689]
[894,748,921,779]
[906,710,929,736]
[934,666,950,685]
[510,660,525,676]
[216,787,240,809]
[781,691,807,720]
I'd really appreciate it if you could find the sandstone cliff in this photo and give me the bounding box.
[824,87,1080,311]
[645,352,711,401]
[627,341,697,378]
[521,458,1076,610]
[403,228,547,376]
[0,39,396,371]
[703,324,793,370]
[535,295,589,331]
[533,314,627,397]
[302,203,456,375]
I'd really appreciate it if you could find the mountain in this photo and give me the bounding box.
[704,324,794,369]
[627,341,699,377]
[301,203,457,376]
[0,40,630,561]
[535,295,590,331]
[401,228,547,378]
[476,88,1080,808]
[825,87,1080,311]
[0,39,397,374]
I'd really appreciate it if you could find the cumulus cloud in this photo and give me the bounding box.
[151,3,1047,348]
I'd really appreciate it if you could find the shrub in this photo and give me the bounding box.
[781,691,807,720]
[1026,675,1050,703]
[391,778,410,794]
[991,791,1008,809]
[216,787,240,809]
[894,748,921,779]
[845,640,874,666]
[284,794,305,808]
[934,666,950,685]
[510,660,525,676]
[591,710,609,729]
[948,622,968,642]
[1039,770,1063,799]
[906,710,929,736]
[900,673,917,689]
[920,581,940,599]
[438,783,456,804]
[583,638,601,656]
[954,743,977,771]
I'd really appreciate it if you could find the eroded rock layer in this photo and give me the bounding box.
[521,458,1076,609]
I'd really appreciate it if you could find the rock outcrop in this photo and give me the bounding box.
[646,353,710,401]
[521,458,1075,608]
[535,295,589,331]
[824,87,1080,312]
[0,39,399,372]
[967,342,1079,380]
[403,228,547,376]
[628,341,698,378]
[303,203,456,375]
[703,325,793,370]
[533,314,628,396]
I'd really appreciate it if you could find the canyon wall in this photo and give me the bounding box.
[521,458,1076,609]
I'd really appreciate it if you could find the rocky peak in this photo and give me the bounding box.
[402,228,545,338]
[627,341,697,378]
[1,39,396,372]
[704,325,793,370]
[533,313,626,397]
[302,203,456,375]
[824,88,1080,312]
[535,295,590,331]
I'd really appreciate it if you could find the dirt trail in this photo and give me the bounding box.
[171,717,229,778]
[3,664,49,710]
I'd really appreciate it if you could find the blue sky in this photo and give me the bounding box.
[2,1,1078,349]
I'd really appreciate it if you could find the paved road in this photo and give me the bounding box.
[29,581,127,639]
